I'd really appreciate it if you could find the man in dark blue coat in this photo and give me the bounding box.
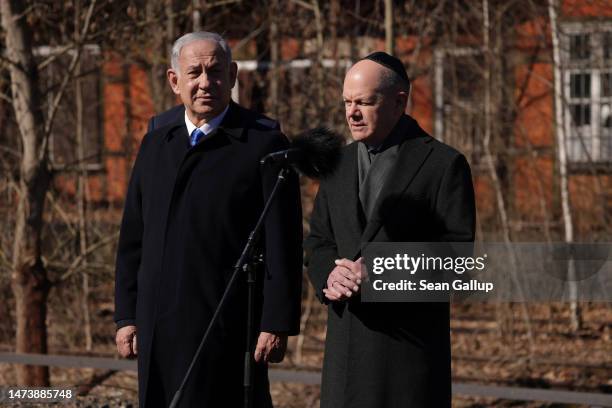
[114,31,302,407]
[146,104,183,131]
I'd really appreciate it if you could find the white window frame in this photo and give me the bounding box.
[560,22,612,164]
[233,58,353,103]
[433,46,485,169]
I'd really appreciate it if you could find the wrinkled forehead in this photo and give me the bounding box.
[179,40,228,65]
[343,75,382,99]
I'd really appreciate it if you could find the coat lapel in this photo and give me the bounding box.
[333,142,366,256]
[217,101,247,141]
[165,120,191,165]
[357,118,434,251]
[150,120,190,290]
[150,118,190,223]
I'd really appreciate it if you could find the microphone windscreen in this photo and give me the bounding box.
[291,127,344,179]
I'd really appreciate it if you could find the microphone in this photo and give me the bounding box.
[260,127,344,179]
[261,148,301,164]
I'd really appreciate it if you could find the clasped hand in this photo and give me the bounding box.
[323,257,365,301]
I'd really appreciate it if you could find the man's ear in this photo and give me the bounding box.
[396,90,409,113]
[229,62,238,88]
[167,69,180,95]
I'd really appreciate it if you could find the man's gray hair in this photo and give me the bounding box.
[171,31,232,70]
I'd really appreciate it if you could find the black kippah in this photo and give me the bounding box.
[361,51,410,86]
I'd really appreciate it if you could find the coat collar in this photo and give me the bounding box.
[217,101,247,140]
[351,115,434,258]
[164,100,246,142]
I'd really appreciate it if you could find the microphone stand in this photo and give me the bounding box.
[169,166,289,408]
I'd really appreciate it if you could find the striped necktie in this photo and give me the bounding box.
[190,128,205,146]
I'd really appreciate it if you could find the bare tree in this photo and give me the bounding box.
[481,0,534,351]
[0,0,96,385]
[145,0,178,114]
[548,0,581,331]
[268,0,280,118]
[2,0,53,385]
[73,0,93,352]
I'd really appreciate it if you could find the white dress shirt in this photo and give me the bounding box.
[184,105,229,141]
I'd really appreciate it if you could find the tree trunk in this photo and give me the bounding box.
[1,0,51,385]
[481,0,534,351]
[548,0,581,331]
[74,1,92,352]
[311,0,325,116]
[146,0,175,113]
[192,0,202,31]
[267,0,280,119]
[384,0,394,54]
[294,283,314,365]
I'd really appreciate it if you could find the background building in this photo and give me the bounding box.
[0,1,610,406]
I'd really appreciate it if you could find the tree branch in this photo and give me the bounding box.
[50,232,119,286]
[0,91,12,104]
[42,0,97,155]
[0,54,22,72]
[289,0,314,11]
[36,43,75,71]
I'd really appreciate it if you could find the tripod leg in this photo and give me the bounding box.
[244,262,256,408]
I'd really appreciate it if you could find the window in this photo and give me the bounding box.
[433,47,484,167]
[36,45,103,170]
[562,23,612,164]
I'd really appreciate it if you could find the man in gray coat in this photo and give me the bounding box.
[305,52,476,407]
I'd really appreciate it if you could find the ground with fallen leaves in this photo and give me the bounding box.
[0,303,610,407]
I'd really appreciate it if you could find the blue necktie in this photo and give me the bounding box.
[190,128,205,146]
